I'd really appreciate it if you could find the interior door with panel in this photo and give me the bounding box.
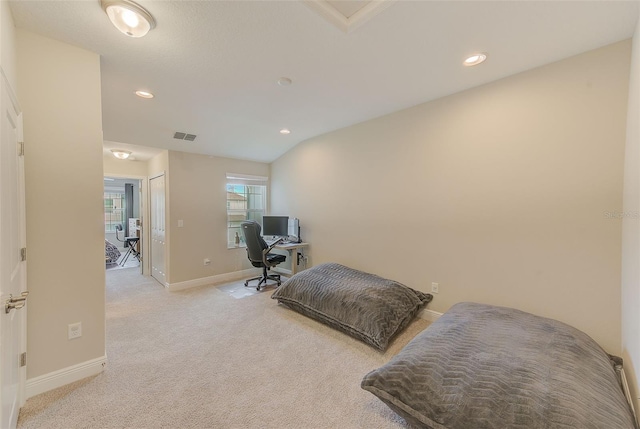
[0,72,27,429]
[150,174,166,285]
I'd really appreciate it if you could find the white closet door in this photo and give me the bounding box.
[149,174,166,285]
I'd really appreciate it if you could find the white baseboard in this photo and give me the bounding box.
[419,308,443,322]
[167,268,261,291]
[26,355,107,399]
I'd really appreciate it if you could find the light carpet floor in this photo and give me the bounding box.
[17,267,430,429]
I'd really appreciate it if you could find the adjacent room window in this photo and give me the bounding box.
[226,173,268,248]
[104,192,125,232]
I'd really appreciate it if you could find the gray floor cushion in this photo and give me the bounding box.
[361,302,638,429]
[271,263,433,350]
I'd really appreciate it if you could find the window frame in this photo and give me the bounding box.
[226,173,268,249]
[104,191,125,233]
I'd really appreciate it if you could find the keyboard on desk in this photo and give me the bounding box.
[265,237,301,246]
[266,239,285,246]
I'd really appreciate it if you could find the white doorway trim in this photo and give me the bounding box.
[103,174,149,276]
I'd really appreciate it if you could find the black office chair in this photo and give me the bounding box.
[114,224,140,266]
[241,221,286,290]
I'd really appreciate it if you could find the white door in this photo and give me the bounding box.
[149,174,166,285]
[0,73,27,428]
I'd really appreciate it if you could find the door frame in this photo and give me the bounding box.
[103,174,149,276]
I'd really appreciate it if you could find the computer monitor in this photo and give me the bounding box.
[262,216,289,237]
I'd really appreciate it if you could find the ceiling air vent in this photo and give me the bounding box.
[173,132,197,141]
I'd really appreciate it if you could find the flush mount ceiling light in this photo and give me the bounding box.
[463,53,488,67]
[111,149,132,160]
[280,129,291,135]
[101,0,156,38]
[277,77,292,87]
[135,90,154,99]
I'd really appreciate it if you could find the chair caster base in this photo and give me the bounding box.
[244,274,281,291]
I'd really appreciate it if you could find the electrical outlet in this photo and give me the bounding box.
[431,282,439,294]
[68,322,82,340]
[204,258,211,266]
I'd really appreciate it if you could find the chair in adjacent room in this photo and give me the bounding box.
[114,223,140,266]
[241,220,287,290]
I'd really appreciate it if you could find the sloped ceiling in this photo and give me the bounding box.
[9,0,640,163]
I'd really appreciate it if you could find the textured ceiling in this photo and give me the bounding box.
[9,0,640,163]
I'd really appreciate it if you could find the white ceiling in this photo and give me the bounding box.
[9,0,640,163]
[103,140,162,162]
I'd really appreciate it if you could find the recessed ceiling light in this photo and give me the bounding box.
[277,77,292,86]
[463,53,487,67]
[135,90,154,99]
[111,149,132,160]
[280,129,291,135]
[101,0,156,38]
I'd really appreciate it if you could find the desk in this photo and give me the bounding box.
[274,242,308,276]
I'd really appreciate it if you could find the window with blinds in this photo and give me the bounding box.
[226,173,268,248]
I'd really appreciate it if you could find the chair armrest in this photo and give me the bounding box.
[262,237,284,264]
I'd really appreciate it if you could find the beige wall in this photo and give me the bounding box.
[18,30,105,378]
[104,156,148,177]
[1,0,16,90]
[148,150,168,178]
[166,151,269,284]
[271,41,631,354]
[621,12,640,411]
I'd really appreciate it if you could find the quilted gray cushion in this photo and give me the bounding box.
[105,240,120,264]
[271,263,433,350]
[361,302,637,429]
